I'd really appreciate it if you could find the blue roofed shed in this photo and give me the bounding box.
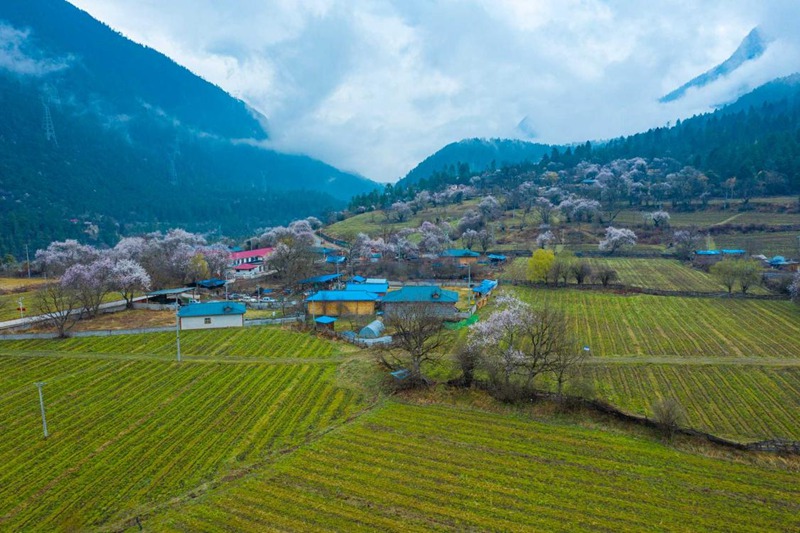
[345,282,388,295]
[382,286,459,320]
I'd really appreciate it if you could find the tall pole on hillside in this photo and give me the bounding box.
[25,244,31,278]
[34,382,48,439]
[175,300,181,363]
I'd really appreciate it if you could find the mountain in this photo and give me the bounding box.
[397,138,551,189]
[0,0,378,257]
[660,27,769,103]
[571,74,800,194]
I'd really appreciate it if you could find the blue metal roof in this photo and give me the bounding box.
[196,278,227,289]
[345,282,388,293]
[177,302,246,318]
[487,254,507,261]
[382,286,459,303]
[315,316,337,324]
[695,250,721,256]
[472,279,499,295]
[147,287,193,297]
[441,249,480,258]
[306,290,379,302]
[298,273,342,284]
[325,255,346,264]
[722,249,746,254]
[351,275,366,283]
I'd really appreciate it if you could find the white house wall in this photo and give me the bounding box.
[180,314,244,330]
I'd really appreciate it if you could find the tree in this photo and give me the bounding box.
[35,239,100,276]
[709,260,738,294]
[673,228,703,260]
[570,260,593,285]
[527,249,555,282]
[267,241,316,286]
[61,258,114,318]
[737,259,762,295]
[186,253,210,282]
[469,296,578,398]
[532,197,554,225]
[477,228,494,253]
[36,283,81,338]
[462,229,479,250]
[593,266,618,287]
[651,210,671,228]
[478,195,501,220]
[535,230,555,249]
[549,251,575,285]
[790,272,800,303]
[551,344,588,401]
[598,227,637,254]
[390,201,412,222]
[110,259,151,308]
[418,221,451,254]
[651,397,686,441]
[377,302,447,386]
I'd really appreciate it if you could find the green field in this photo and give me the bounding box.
[511,287,800,358]
[0,327,348,360]
[501,257,772,293]
[587,363,800,441]
[0,340,365,530]
[145,402,800,532]
[711,231,800,258]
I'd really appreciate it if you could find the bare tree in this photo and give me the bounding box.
[651,397,687,441]
[36,283,81,338]
[377,302,447,386]
[551,345,588,400]
[593,266,619,287]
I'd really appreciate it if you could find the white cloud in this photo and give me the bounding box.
[0,23,71,76]
[66,0,800,182]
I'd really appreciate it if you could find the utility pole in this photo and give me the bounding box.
[175,301,181,362]
[18,297,25,319]
[25,244,31,278]
[34,382,48,439]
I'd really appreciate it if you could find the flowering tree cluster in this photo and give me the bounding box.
[598,227,637,254]
[467,296,586,399]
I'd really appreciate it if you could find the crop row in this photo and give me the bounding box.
[148,402,800,532]
[0,355,363,530]
[511,287,800,358]
[0,326,341,359]
[586,257,734,292]
[587,363,800,441]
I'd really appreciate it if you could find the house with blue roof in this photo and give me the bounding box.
[382,286,459,320]
[177,302,246,330]
[306,290,378,316]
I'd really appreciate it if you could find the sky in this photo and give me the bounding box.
[65,0,800,183]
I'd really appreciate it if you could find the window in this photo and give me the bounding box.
[204,317,211,325]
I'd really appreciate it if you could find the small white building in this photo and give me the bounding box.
[177,302,246,330]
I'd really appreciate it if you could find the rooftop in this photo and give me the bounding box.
[298,273,342,285]
[230,247,273,261]
[177,301,246,318]
[382,286,459,304]
[345,282,389,293]
[441,249,480,258]
[146,287,193,297]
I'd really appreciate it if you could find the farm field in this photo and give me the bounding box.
[500,256,769,293]
[0,278,51,291]
[511,287,800,358]
[0,326,350,360]
[614,209,800,228]
[145,402,800,532]
[0,348,365,530]
[587,363,800,441]
[711,231,800,258]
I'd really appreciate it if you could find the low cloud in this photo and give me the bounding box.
[66,1,800,181]
[0,23,71,77]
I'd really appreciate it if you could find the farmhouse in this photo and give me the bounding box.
[306,290,378,317]
[177,302,246,330]
[230,247,273,278]
[382,286,459,320]
[440,249,480,266]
